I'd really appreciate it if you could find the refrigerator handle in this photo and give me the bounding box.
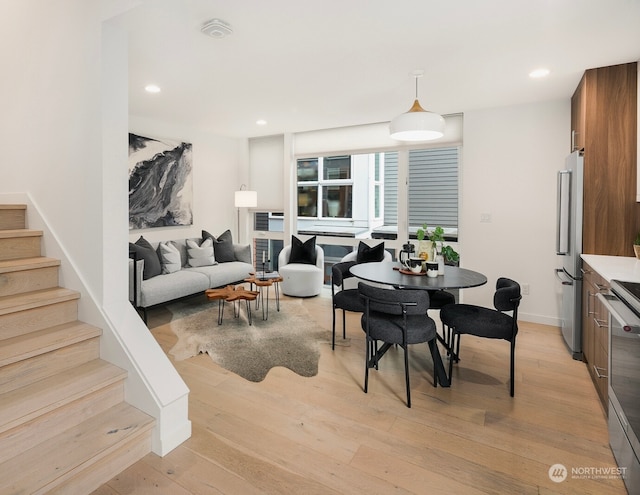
[555,268,573,285]
[556,170,571,255]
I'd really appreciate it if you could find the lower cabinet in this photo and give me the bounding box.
[581,261,609,412]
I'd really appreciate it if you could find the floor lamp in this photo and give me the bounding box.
[234,185,257,242]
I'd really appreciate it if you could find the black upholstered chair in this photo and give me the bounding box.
[331,261,365,350]
[427,289,456,348]
[428,290,455,310]
[358,282,441,408]
[440,277,522,396]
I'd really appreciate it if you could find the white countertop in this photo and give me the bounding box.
[581,254,640,283]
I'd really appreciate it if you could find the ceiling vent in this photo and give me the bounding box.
[201,19,233,39]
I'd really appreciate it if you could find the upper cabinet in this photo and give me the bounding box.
[571,74,586,152]
[571,62,639,257]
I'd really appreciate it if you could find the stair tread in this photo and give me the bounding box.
[0,287,80,316]
[0,229,42,239]
[0,359,127,434]
[0,256,60,274]
[0,402,154,494]
[0,320,101,367]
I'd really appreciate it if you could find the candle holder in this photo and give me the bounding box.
[260,260,270,280]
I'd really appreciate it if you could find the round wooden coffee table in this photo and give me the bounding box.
[205,285,259,325]
[245,272,283,320]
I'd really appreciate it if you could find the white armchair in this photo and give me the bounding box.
[340,250,392,263]
[278,244,325,297]
[340,243,392,290]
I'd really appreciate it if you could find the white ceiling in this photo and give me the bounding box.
[114,0,640,139]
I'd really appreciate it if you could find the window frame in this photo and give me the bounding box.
[296,155,355,220]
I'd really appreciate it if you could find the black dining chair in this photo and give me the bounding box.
[427,289,456,348]
[331,261,365,350]
[358,282,442,408]
[440,277,522,396]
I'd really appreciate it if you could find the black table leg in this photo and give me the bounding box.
[217,300,224,325]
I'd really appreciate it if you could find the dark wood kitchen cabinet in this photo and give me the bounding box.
[581,261,609,412]
[571,62,639,257]
[570,77,586,152]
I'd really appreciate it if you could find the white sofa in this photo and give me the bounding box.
[129,236,254,322]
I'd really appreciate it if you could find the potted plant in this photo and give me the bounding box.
[429,226,445,254]
[441,245,460,266]
[634,232,640,259]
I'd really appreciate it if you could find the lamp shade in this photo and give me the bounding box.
[234,190,257,208]
[390,99,445,142]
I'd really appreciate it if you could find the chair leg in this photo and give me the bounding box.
[364,338,370,393]
[403,345,411,408]
[342,310,346,339]
[427,340,438,388]
[448,332,459,384]
[510,338,516,397]
[331,307,336,350]
[372,340,379,369]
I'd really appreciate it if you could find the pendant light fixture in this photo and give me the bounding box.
[390,70,445,142]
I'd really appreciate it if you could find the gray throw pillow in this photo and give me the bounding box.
[158,241,181,274]
[129,236,161,280]
[234,244,252,264]
[203,229,235,263]
[187,238,216,267]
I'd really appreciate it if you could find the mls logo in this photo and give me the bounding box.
[548,463,568,483]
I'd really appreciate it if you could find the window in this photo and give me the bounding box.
[294,147,458,241]
[323,156,350,180]
[408,147,459,230]
[253,211,284,271]
[297,155,353,219]
[297,185,318,217]
[322,185,352,218]
[382,151,398,228]
[373,154,382,219]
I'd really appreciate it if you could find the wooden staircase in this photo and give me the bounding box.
[0,204,155,494]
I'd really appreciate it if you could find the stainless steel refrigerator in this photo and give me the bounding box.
[555,150,584,360]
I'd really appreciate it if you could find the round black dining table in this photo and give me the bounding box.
[349,261,487,290]
[349,261,487,389]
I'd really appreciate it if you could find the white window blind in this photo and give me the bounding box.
[383,151,398,225]
[408,147,459,229]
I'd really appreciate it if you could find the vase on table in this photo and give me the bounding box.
[417,240,433,261]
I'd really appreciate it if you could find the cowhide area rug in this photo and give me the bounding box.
[162,295,340,382]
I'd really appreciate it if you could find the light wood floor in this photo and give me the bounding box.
[93,291,626,494]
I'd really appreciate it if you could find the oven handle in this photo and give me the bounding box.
[596,292,640,334]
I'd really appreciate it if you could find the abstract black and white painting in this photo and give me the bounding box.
[128,133,193,229]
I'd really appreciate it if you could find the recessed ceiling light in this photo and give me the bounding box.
[256,119,267,126]
[145,84,161,93]
[529,68,550,79]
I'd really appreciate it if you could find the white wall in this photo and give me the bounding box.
[461,99,570,325]
[0,0,193,456]
[1,0,104,295]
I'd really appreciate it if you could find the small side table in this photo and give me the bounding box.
[245,272,283,320]
[205,285,259,325]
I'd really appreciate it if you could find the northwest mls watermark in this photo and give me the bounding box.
[548,463,627,483]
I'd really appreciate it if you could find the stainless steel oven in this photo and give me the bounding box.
[598,279,640,494]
